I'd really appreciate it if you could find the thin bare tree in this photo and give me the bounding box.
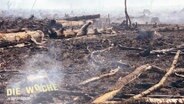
[124,0,131,28]
[7,0,12,10]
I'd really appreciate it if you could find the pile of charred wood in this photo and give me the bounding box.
[0,14,117,48]
[48,14,116,39]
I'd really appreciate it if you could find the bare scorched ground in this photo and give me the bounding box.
[0,24,184,104]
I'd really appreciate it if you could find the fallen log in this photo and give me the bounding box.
[111,65,152,91]
[92,64,151,103]
[79,67,119,85]
[98,28,117,34]
[64,29,78,38]
[64,14,100,21]
[0,28,26,33]
[125,50,181,103]
[0,30,44,47]
[56,20,85,27]
[48,28,78,39]
[7,28,28,33]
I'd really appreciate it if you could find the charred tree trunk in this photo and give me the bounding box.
[124,0,131,29]
[77,22,92,36]
[64,14,100,21]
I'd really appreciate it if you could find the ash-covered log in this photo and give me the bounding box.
[64,14,100,21]
[0,30,44,47]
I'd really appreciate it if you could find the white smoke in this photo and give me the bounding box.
[6,46,64,103]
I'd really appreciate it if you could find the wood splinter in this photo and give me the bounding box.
[79,67,120,86]
[175,72,184,78]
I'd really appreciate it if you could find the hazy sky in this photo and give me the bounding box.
[0,0,184,12]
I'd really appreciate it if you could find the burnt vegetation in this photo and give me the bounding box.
[1,1,184,104]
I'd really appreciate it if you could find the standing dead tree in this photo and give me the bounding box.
[124,0,132,29]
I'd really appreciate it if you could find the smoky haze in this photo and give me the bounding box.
[0,0,184,11]
[0,0,184,24]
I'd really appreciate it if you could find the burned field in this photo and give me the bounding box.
[0,16,184,104]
